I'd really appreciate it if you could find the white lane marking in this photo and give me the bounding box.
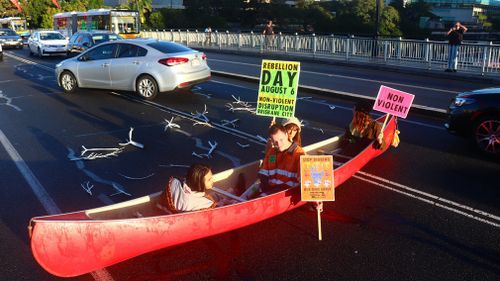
[357,170,500,222]
[353,174,500,228]
[0,130,116,280]
[0,129,60,214]
[209,58,458,94]
[5,52,54,72]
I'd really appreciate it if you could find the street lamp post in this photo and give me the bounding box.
[372,0,381,58]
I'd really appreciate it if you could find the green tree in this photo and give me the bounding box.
[380,6,401,36]
[0,0,22,17]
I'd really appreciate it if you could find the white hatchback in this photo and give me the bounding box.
[28,31,68,57]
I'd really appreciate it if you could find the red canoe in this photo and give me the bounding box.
[29,116,397,277]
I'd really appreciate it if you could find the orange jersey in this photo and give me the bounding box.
[258,142,305,191]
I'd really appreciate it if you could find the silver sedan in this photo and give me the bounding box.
[55,39,211,100]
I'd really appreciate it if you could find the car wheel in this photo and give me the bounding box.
[473,116,500,155]
[60,71,78,94]
[37,47,42,57]
[136,75,158,100]
[29,48,34,56]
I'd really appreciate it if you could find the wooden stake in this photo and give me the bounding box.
[381,113,390,131]
[317,203,322,241]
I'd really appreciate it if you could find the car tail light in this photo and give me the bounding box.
[201,53,207,60]
[158,57,189,66]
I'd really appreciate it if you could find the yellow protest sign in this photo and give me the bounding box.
[300,155,334,202]
[256,60,300,118]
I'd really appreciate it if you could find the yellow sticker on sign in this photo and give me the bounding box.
[256,60,300,118]
[300,155,334,202]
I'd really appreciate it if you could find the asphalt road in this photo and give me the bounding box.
[0,48,498,281]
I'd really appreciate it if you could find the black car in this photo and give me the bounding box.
[0,28,23,49]
[445,87,500,155]
[67,31,121,55]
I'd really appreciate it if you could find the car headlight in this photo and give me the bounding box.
[17,38,22,41]
[55,62,63,68]
[453,97,475,107]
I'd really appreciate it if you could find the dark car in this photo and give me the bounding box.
[0,28,23,49]
[67,31,121,56]
[445,87,500,155]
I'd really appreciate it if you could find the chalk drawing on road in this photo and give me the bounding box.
[221,118,240,128]
[67,148,131,196]
[256,135,268,143]
[192,139,218,159]
[225,95,256,114]
[118,173,155,180]
[237,142,250,148]
[69,146,124,161]
[163,116,181,131]
[191,104,214,127]
[119,127,144,149]
[159,164,190,168]
[81,181,94,195]
[0,90,22,111]
[192,138,241,166]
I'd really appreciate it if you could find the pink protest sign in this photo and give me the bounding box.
[373,85,415,119]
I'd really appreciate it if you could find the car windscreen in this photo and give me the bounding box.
[147,41,191,54]
[0,29,17,36]
[40,33,65,40]
[92,34,121,45]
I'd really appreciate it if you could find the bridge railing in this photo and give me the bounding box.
[141,30,500,76]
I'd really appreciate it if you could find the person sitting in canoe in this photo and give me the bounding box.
[283,116,302,146]
[343,100,387,150]
[258,124,305,194]
[163,163,217,212]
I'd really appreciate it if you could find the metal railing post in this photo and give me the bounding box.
[397,37,402,60]
[226,30,229,48]
[250,31,254,48]
[346,35,350,61]
[178,29,181,44]
[238,33,241,50]
[481,41,492,75]
[384,40,388,62]
[170,29,174,41]
[295,33,299,52]
[331,34,335,54]
[312,33,317,58]
[285,34,288,53]
[186,29,190,47]
[278,32,282,50]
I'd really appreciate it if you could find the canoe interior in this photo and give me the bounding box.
[83,135,344,220]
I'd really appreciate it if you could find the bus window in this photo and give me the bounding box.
[90,14,111,31]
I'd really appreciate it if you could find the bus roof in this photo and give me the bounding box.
[0,17,24,23]
[53,12,79,18]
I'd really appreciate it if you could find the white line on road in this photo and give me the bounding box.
[0,129,115,281]
[209,58,459,94]
[356,170,500,222]
[353,173,500,228]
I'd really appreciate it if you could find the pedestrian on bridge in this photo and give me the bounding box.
[263,20,275,50]
[446,22,467,72]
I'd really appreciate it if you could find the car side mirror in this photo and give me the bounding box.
[78,55,89,62]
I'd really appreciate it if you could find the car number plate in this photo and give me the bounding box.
[191,59,200,66]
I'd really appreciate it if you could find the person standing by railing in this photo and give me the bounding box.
[204,26,212,46]
[263,20,274,50]
[446,22,467,72]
